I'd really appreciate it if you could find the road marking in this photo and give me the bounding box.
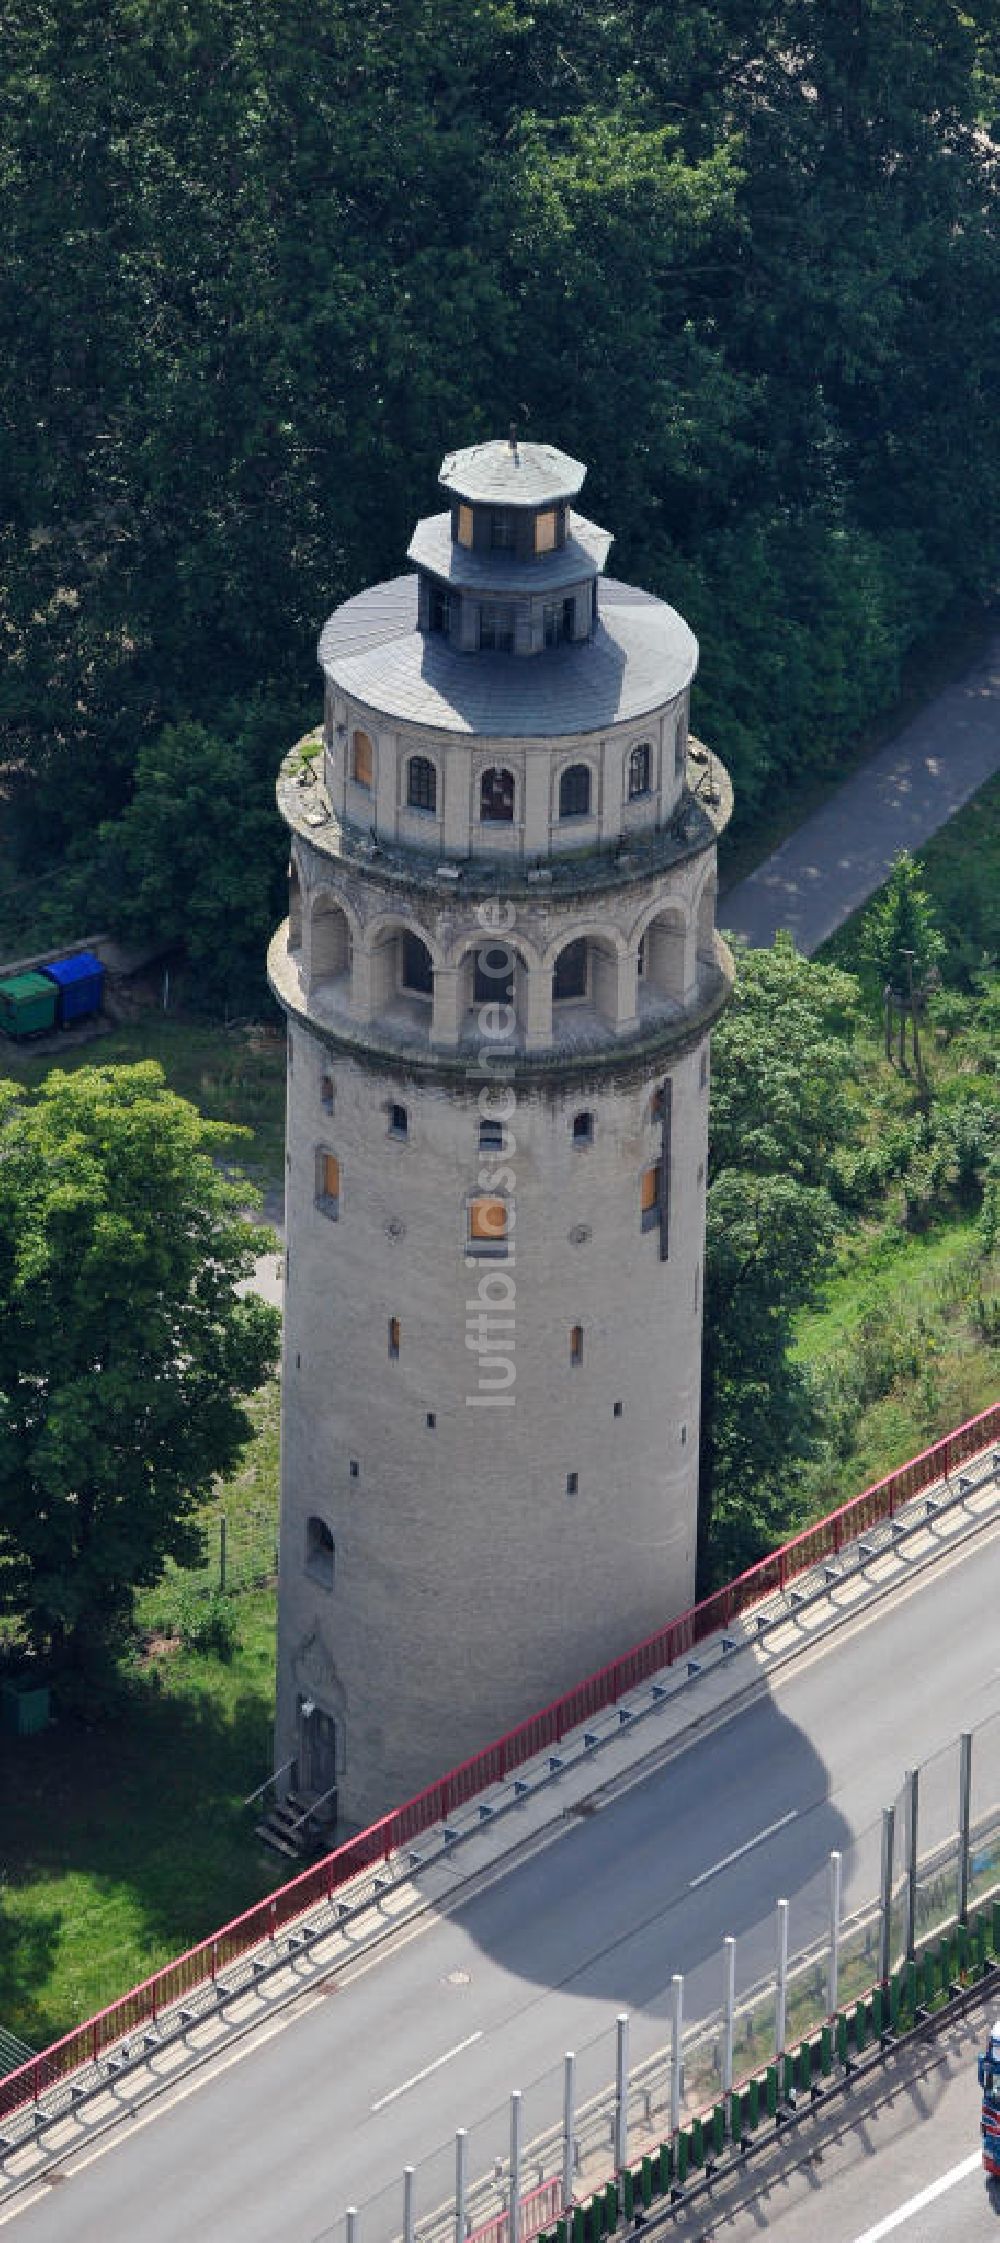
[689,1809,798,1888]
[848,2150,981,2239]
[371,2030,484,2113]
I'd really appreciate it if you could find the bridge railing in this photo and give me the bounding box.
[2,1399,997,2124]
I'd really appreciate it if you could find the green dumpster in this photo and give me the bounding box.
[0,973,59,1040]
[1,1679,51,1736]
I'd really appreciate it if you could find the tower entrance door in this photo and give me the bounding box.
[297,1696,338,1797]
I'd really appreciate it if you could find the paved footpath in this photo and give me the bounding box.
[721,626,1000,955]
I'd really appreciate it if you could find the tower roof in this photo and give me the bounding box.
[407,508,612,592]
[439,439,586,508]
[319,576,697,736]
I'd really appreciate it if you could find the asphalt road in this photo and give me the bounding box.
[720,625,1000,955]
[5,1522,1000,2243]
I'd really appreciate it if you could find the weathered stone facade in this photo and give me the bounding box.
[269,436,733,1833]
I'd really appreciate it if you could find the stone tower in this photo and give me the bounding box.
[268,435,732,1834]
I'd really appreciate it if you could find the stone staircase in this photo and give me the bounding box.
[254,1789,336,1861]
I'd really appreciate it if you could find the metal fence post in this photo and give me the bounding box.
[347,2210,359,2243]
[455,2129,468,2243]
[562,2053,576,2212]
[510,2090,522,2243]
[775,1899,789,2059]
[670,1974,683,2136]
[828,1851,842,2016]
[615,2013,629,2172]
[905,1770,919,1962]
[722,1936,736,2135]
[959,1732,972,1926]
[404,2168,415,2243]
[879,1807,895,1983]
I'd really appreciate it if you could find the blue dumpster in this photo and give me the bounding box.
[41,951,105,1026]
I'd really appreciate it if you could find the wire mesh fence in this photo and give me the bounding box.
[157,1504,279,1601]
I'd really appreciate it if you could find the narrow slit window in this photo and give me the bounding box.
[389,1102,408,1138]
[457,503,474,548]
[351,729,373,789]
[316,1150,340,1217]
[388,1316,400,1359]
[570,1324,583,1366]
[641,1162,662,1230]
[628,742,651,799]
[566,1471,578,1495]
[320,1074,335,1115]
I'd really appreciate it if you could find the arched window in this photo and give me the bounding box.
[311,896,351,985]
[559,764,591,820]
[401,932,434,996]
[628,743,651,800]
[553,938,588,1002]
[480,768,515,823]
[473,945,514,1004]
[306,1515,335,1587]
[352,730,373,789]
[407,755,437,813]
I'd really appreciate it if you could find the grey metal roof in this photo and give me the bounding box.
[438,439,587,507]
[406,510,612,593]
[318,575,697,738]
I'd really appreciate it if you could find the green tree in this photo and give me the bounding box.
[861,850,946,993]
[92,700,296,1012]
[700,934,863,1584]
[0,1064,280,1670]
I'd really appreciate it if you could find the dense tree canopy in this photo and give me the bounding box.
[1,0,997,994]
[700,935,864,1582]
[0,1064,280,1668]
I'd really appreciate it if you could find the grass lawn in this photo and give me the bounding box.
[0,1013,287,1196]
[795,770,1000,1512]
[0,1589,287,2049]
[0,1013,290,2051]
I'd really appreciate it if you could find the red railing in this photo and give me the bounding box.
[468,2173,564,2243]
[2,1402,997,2124]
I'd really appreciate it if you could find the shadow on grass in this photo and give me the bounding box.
[0,1905,62,2051]
[0,1673,284,2046]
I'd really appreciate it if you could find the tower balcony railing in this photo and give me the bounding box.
[278,745,731,903]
